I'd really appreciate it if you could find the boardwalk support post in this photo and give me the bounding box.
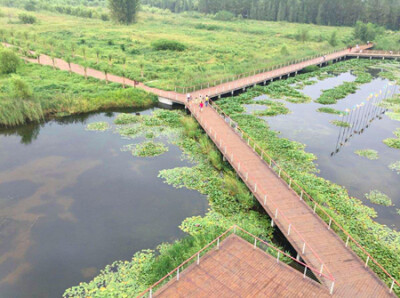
[345,236,350,247]
[330,282,335,295]
[319,264,324,276]
[302,242,306,254]
[390,280,395,293]
[287,224,291,236]
[313,203,317,214]
[303,267,307,278]
[177,268,180,281]
[328,219,332,230]
[271,219,274,227]
[197,253,200,265]
[277,252,280,263]
[149,288,152,298]
[365,256,370,268]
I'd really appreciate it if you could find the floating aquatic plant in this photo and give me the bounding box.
[114,113,142,125]
[331,120,350,127]
[365,190,393,206]
[383,129,400,149]
[317,107,342,114]
[131,141,168,157]
[86,122,110,131]
[389,161,400,174]
[355,149,379,160]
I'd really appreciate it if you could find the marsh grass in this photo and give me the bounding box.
[355,149,379,160]
[365,190,393,206]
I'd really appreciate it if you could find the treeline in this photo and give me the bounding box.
[141,0,400,30]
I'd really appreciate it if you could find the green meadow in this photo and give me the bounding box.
[0,6,355,90]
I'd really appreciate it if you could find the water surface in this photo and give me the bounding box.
[254,71,400,229]
[0,107,208,297]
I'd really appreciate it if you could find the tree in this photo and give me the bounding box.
[108,0,140,24]
[0,49,20,74]
[329,31,338,46]
[66,56,72,74]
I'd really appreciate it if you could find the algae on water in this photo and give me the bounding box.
[355,149,379,160]
[365,190,393,206]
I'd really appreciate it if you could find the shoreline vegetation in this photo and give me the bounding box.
[0,49,157,127]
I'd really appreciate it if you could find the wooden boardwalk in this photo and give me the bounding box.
[348,50,400,60]
[155,234,331,297]
[9,43,398,296]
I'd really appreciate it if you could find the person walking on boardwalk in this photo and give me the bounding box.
[199,100,204,112]
[205,95,209,107]
[187,93,191,103]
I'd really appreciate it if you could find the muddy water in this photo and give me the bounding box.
[249,71,400,229]
[0,107,208,298]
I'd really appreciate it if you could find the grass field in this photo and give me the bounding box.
[0,6,355,90]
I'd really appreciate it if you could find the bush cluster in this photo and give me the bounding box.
[152,39,186,51]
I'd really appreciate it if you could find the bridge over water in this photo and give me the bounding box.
[10,43,400,296]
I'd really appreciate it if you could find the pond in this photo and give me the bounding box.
[250,70,400,230]
[0,107,208,298]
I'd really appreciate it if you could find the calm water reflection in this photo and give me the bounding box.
[0,107,208,297]
[255,71,400,229]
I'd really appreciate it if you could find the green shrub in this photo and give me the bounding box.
[280,45,289,56]
[24,0,37,12]
[152,39,186,51]
[0,49,20,74]
[18,13,37,24]
[100,13,109,21]
[9,75,33,100]
[214,10,235,21]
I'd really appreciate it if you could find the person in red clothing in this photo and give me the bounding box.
[199,101,204,112]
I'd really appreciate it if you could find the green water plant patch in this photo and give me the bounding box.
[383,129,400,149]
[131,141,168,157]
[365,190,393,206]
[317,82,358,105]
[114,113,143,125]
[317,107,342,114]
[331,120,350,127]
[86,122,110,131]
[355,149,379,160]
[389,161,400,174]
